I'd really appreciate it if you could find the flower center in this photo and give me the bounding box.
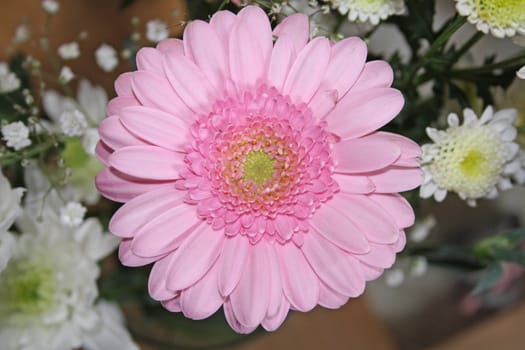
[242,150,276,187]
[459,149,486,177]
[474,0,525,28]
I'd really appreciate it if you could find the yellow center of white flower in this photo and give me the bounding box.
[474,0,525,28]
[429,125,506,198]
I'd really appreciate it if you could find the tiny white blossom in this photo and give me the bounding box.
[95,44,118,72]
[1,122,31,151]
[57,41,80,60]
[410,256,428,277]
[59,65,75,83]
[42,0,60,14]
[59,109,88,136]
[410,216,436,243]
[59,202,87,227]
[81,128,100,155]
[385,268,405,287]
[146,19,169,43]
[0,62,21,93]
[518,66,525,80]
[13,24,30,43]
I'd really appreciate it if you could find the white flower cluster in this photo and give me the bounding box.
[0,170,138,350]
[57,42,80,60]
[2,121,31,151]
[146,19,169,43]
[0,62,21,94]
[95,44,119,72]
[420,106,522,206]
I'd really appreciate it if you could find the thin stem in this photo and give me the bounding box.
[453,31,484,62]
[450,52,525,75]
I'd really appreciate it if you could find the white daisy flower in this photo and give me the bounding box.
[329,0,406,25]
[57,42,80,60]
[0,62,21,94]
[455,0,525,38]
[420,106,521,206]
[146,19,169,43]
[1,121,31,151]
[94,44,118,72]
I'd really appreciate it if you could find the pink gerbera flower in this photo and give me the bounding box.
[96,6,422,333]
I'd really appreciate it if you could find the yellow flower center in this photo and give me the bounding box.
[474,0,525,28]
[242,150,276,187]
[459,149,487,177]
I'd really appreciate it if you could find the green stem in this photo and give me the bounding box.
[453,31,484,62]
[450,52,525,75]
[0,136,60,167]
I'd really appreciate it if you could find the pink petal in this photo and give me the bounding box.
[114,72,134,97]
[368,193,415,229]
[149,253,178,300]
[109,186,184,238]
[369,167,423,193]
[162,52,216,115]
[318,282,348,309]
[326,88,404,140]
[264,242,283,318]
[96,167,174,203]
[330,194,399,244]
[136,47,163,72]
[131,71,194,123]
[333,173,375,194]
[218,236,250,296]
[231,243,270,327]
[261,296,290,332]
[302,232,366,296]
[95,141,112,166]
[107,96,140,116]
[99,115,148,151]
[373,132,421,160]
[108,145,183,180]
[356,242,396,269]
[131,206,202,257]
[118,238,160,267]
[224,300,258,334]
[161,295,182,312]
[360,262,384,281]
[166,224,224,291]
[351,60,394,93]
[273,215,294,241]
[229,6,272,89]
[156,38,184,55]
[180,261,224,320]
[120,106,189,152]
[183,20,229,91]
[282,37,330,104]
[273,13,309,44]
[278,242,319,312]
[209,11,236,52]
[310,201,370,254]
[333,137,401,173]
[394,231,406,253]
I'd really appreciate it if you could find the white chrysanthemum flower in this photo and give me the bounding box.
[455,0,525,38]
[146,19,169,43]
[420,106,521,206]
[59,109,88,137]
[0,171,25,232]
[1,121,31,151]
[0,62,21,94]
[59,202,86,228]
[330,0,406,25]
[14,24,30,43]
[57,42,80,60]
[0,203,137,350]
[42,0,59,14]
[95,44,118,72]
[59,66,74,84]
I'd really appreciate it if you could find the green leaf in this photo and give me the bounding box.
[472,263,503,295]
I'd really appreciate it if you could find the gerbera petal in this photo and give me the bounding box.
[156,38,184,55]
[278,242,319,312]
[368,167,423,193]
[351,60,394,92]
[131,71,194,123]
[119,238,160,267]
[326,87,404,140]
[302,232,365,296]
[161,295,182,312]
[229,6,273,89]
[131,206,202,257]
[136,47,163,72]
[149,253,178,300]
[120,106,189,152]
[180,261,223,320]
[183,20,229,90]
[360,262,384,281]
[264,242,283,318]
[282,37,331,104]
[231,243,270,327]
[109,186,184,238]
[368,193,415,229]
[261,296,290,332]
[333,173,375,194]
[333,137,401,173]
[318,282,348,309]
[273,13,309,43]
[107,96,140,116]
[356,242,396,269]
[99,115,148,151]
[114,72,134,97]
[218,236,250,296]
[109,145,183,180]
[209,10,236,52]
[95,141,112,166]
[162,52,216,115]
[224,300,258,334]
[330,194,399,244]
[96,167,174,203]
[166,224,224,291]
